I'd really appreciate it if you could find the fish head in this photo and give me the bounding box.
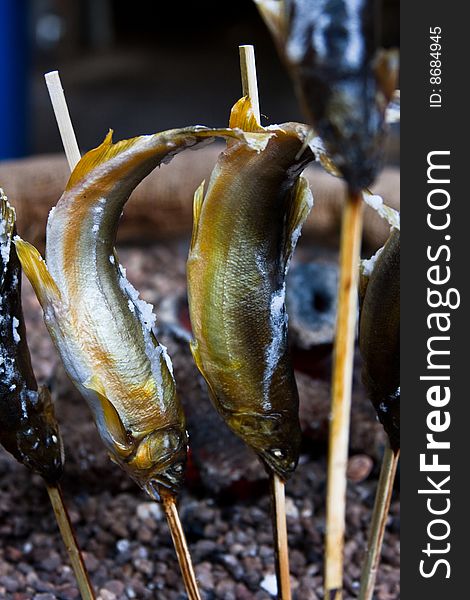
[132,426,188,500]
[230,411,301,481]
[17,387,64,483]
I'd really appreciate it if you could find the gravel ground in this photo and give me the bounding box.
[0,241,399,599]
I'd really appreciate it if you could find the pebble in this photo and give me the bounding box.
[116,539,130,553]
[0,575,19,593]
[103,580,125,596]
[260,573,277,597]
[285,497,299,519]
[347,454,374,482]
[136,502,162,521]
[98,590,116,600]
[0,245,399,599]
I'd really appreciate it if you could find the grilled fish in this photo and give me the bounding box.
[0,190,63,482]
[255,0,398,191]
[14,126,255,498]
[359,228,400,451]
[187,98,315,481]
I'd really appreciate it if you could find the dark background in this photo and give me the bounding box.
[1,0,399,160]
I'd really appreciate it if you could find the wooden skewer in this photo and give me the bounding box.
[45,71,81,170]
[162,494,201,600]
[239,44,291,600]
[358,444,399,600]
[324,189,364,600]
[45,69,201,600]
[270,474,292,600]
[46,484,95,600]
[239,45,261,123]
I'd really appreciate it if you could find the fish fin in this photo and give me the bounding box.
[190,339,208,383]
[13,238,61,307]
[189,339,201,369]
[84,374,131,455]
[66,129,143,190]
[253,0,287,48]
[190,180,205,252]
[228,97,273,151]
[283,176,314,271]
[229,96,265,132]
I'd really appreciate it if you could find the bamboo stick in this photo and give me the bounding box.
[46,485,95,600]
[45,71,81,170]
[359,444,399,600]
[239,43,291,600]
[324,190,364,600]
[162,494,201,600]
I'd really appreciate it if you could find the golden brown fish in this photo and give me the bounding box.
[14,125,257,498]
[0,190,63,482]
[187,98,315,481]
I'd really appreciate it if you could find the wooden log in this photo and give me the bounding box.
[0,147,399,251]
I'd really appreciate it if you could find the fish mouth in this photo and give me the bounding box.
[139,436,188,501]
[258,447,298,482]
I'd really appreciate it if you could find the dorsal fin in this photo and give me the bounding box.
[66,130,143,190]
[229,96,265,132]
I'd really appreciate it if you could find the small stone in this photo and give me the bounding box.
[22,542,33,554]
[133,558,154,577]
[57,586,80,600]
[136,502,162,521]
[98,590,116,600]
[285,497,299,519]
[347,454,374,483]
[84,552,100,573]
[0,576,19,593]
[116,539,130,553]
[104,580,125,596]
[260,573,278,597]
[40,553,61,572]
[195,562,214,590]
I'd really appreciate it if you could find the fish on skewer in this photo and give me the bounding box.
[358,227,400,600]
[255,0,398,191]
[14,124,265,600]
[187,96,315,600]
[359,228,400,451]
[14,125,260,497]
[255,4,398,597]
[0,190,63,481]
[0,190,95,600]
[188,97,314,482]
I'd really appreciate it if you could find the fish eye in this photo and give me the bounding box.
[271,448,285,459]
[167,462,184,476]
